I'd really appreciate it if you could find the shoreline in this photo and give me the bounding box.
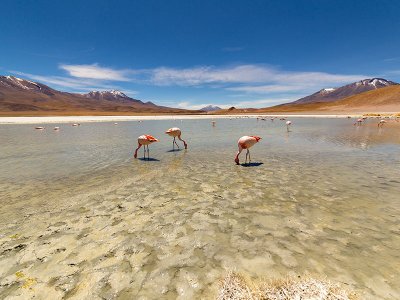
[0,114,371,124]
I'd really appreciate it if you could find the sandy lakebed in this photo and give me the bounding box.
[0,116,399,299]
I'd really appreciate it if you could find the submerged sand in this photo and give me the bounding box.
[0,118,399,299]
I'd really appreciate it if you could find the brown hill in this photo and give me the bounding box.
[292,78,398,104]
[214,85,400,114]
[0,75,200,116]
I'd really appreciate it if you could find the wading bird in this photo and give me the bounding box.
[165,127,187,150]
[378,119,387,127]
[134,135,159,160]
[234,136,262,165]
[286,120,292,131]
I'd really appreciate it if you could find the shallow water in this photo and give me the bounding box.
[0,118,399,299]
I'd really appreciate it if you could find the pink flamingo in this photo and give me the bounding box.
[286,120,292,131]
[234,136,262,165]
[378,119,386,127]
[134,135,159,160]
[165,127,187,150]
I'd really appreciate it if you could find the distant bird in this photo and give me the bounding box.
[211,121,216,126]
[134,135,159,160]
[286,120,292,131]
[72,123,80,127]
[378,119,387,127]
[114,123,118,125]
[35,127,44,130]
[235,136,262,165]
[54,127,60,131]
[354,118,363,126]
[165,127,187,150]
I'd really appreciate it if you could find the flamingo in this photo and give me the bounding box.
[134,135,159,160]
[165,127,187,150]
[54,127,60,131]
[286,120,292,131]
[35,127,44,130]
[234,136,262,165]
[354,118,363,126]
[378,119,386,127]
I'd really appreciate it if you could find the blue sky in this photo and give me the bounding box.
[1,0,400,109]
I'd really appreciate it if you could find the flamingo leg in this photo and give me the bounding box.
[143,145,146,160]
[147,145,150,160]
[174,137,180,150]
[172,138,175,151]
[248,149,251,163]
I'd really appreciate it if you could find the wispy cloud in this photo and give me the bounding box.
[227,85,305,94]
[10,71,137,95]
[383,57,400,62]
[60,63,132,81]
[145,65,367,89]
[10,63,371,107]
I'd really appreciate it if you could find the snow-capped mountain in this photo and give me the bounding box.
[0,75,58,95]
[0,75,192,114]
[292,78,398,104]
[355,78,397,88]
[85,90,129,100]
[200,105,222,112]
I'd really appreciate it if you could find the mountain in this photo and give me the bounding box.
[0,75,199,115]
[293,78,398,104]
[200,105,222,112]
[213,85,400,114]
[267,85,400,113]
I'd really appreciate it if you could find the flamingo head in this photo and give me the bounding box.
[251,136,262,142]
[235,156,240,165]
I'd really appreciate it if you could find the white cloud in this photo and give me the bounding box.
[11,63,374,107]
[59,63,131,81]
[144,65,367,92]
[149,65,275,86]
[227,85,305,93]
[10,71,136,95]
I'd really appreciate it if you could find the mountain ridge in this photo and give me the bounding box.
[0,75,199,115]
[292,78,398,105]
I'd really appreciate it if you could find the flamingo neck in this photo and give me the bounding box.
[134,144,142,158]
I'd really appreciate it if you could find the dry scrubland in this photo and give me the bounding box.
[218,272,358,300]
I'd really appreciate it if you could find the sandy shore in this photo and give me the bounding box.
[0,114,370,124]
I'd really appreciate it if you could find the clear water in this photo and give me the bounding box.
[0,118,399,299]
